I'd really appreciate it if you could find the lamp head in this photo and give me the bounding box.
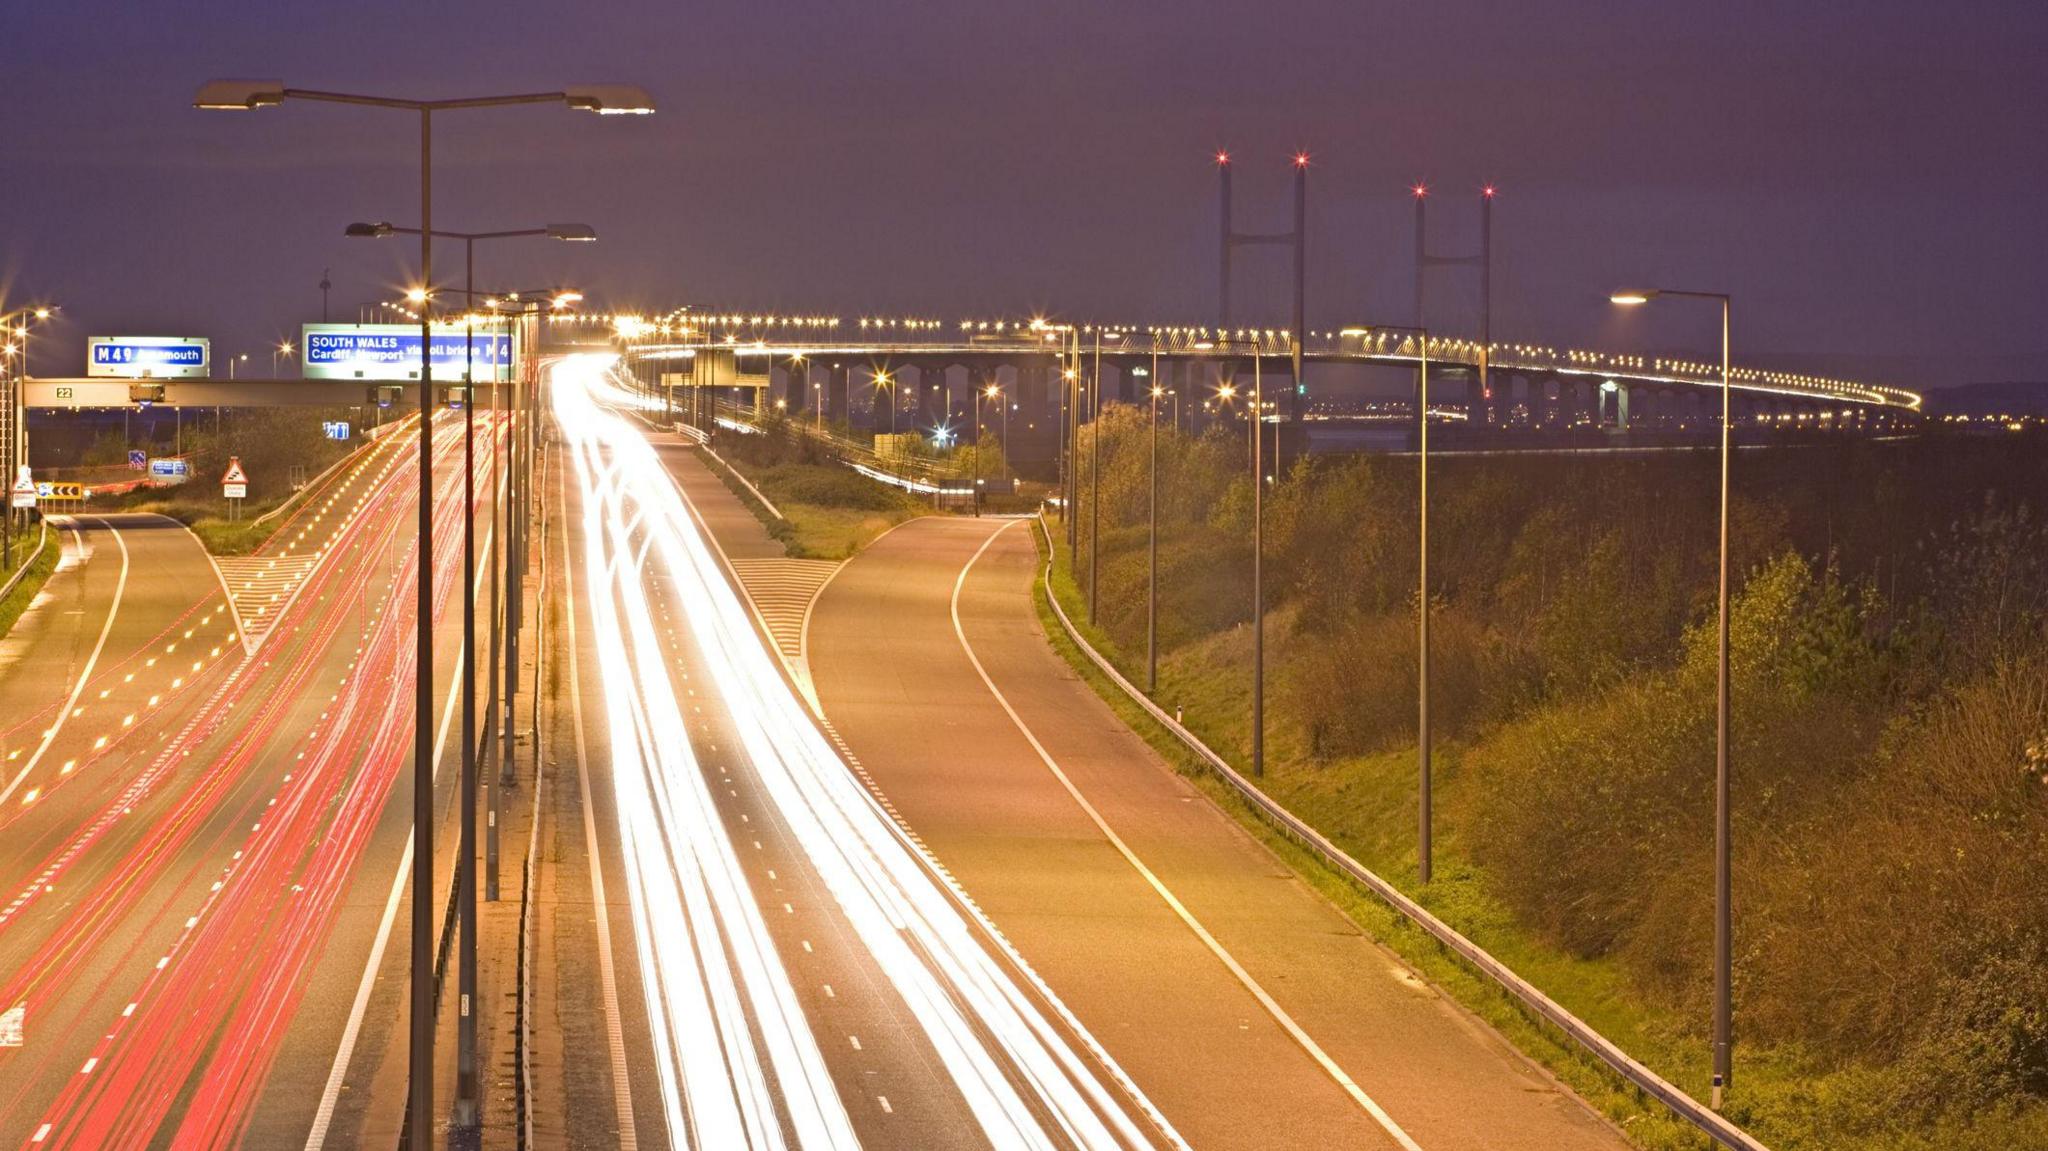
[1610,289,1659,306]
[195,79,286,109]
[345,221,396,239]
[563,84,656,115]
[546,223,598,242]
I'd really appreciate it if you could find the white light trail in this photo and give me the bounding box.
[555,356,1181,1151]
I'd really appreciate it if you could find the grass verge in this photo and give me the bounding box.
[1038,517,2048,1151]
[1035,518,1700,1150]
[702,449,927,559]
[0,524,63,641]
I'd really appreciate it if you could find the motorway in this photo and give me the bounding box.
[0,352,1633,1150]
[804,518,1631,1150]
[0,410,508,1148]
[545,360,1182,1150]
[546,355,1631,1149]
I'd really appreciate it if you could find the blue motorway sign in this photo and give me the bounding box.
[87,336,210,379]
[323,421,352,441]
[127,449,148,470]
[148,457,190,482]
[301,324,513,382]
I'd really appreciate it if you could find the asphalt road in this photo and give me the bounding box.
[537,361,1185,1151]
[0,414,509,1148]
[804,514,1635,1151]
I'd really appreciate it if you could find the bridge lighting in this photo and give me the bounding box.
[1601,379,1619,393]
[551,291,584,309]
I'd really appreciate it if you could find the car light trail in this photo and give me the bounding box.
[2,414,507,1149]
[555,356,1184,1151]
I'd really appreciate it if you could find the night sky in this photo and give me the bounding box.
[3,1,2044,390]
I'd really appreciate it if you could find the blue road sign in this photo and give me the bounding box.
[323,421,352,441]
[127,449,148,470]
[301,326,512,381]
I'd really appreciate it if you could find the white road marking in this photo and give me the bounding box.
[304,439,501,1151]
[0,518,130,809]
[561,454,641,1151]
[949,520,1426,1151]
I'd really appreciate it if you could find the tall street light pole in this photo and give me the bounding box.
[1251,336,1265,777]
[1147,345,1162,694]
[1088,330,1105,625]
[198,78,651,1148]
[1374,326,1433,882]
[1,306,55,571]
[345,224,594,1132]
[1613,286,1734,1110]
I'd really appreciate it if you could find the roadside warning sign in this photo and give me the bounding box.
[221,457,249,501]
[10,467,35,510]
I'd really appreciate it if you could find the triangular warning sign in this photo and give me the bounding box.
[221,457,249,485]
[10,466,33,497]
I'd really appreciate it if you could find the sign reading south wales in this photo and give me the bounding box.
[87,336,210,379]
[300,324,512,382]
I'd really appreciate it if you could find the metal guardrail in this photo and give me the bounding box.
[0,520,51,605]
[1031,513,1772,1151]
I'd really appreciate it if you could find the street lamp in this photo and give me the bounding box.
[1612,285,1735,1111]
[0,305,56,571]
[346,221,595,1130]
[1373,326,1434,884]
[272,340,295,376]
[200,77,651,1145]
[1198,337,1267,775]
[1148,367,1162,694]
[874,370,896,435]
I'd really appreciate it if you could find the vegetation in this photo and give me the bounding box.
[1054,405,2048,1151]
[0,522,63,640]
[82,407,364,555]
[705,417,929,559]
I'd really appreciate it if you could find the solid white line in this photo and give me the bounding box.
[561,434,640,1150]
[303,632,464,1150]
[947,521,1426,1151]
[174,518,258,659]
[304,438,498,1151]
[0,517,129,810]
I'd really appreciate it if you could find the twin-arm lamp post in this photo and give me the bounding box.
[197,78,649,1146]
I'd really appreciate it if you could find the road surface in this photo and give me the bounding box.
[0,413,509,1148]
[800,518,1634,1150]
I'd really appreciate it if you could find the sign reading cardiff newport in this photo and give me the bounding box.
[300,324,513,382]
[87,336,210,379]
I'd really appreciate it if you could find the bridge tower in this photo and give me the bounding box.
[1217,152,1309,421]
[1414,185,1495,423]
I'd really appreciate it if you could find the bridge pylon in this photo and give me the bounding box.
[1217,152,1309,421]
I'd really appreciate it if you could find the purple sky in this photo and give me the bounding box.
[3,1,2044,389]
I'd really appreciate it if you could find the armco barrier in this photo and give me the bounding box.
[0,520,50,604]
[1032,514,1771,1151]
